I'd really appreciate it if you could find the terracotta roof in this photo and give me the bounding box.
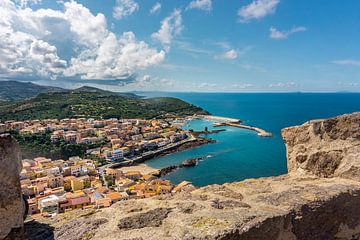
[106,192,122,201]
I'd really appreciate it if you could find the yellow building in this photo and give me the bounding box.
[63,176,76,191]
[70,178,84,192]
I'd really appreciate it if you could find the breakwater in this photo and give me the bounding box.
[196,115,272,137]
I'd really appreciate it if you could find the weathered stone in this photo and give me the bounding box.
[282,112,360,180]
[117,208,172,230]
[0,134,25,240]
[55,218,108,240]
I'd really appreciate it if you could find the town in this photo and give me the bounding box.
[0,118,197,217]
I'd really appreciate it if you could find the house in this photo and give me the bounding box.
[95,198,112,208]
[106,192,128,203]
[63,176,76,191]
[70,178,84,192]
[103,149,124,162]
[47,174,64,188]
[115,178,136,191]
[68,195,91,210]
[38,195,59,214]
[105,168,124,180]
[70,164,87,177]
[90,192,103,204]
[27,198,39,215]
[124,171,142,181]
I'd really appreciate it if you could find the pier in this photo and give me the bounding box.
[197,115,272,137]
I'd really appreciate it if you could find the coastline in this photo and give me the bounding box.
[109,136,215,169]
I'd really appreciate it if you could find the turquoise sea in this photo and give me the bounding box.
[143,93,360,187]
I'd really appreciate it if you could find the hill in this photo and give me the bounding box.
[0,81,141,101]
[0,81,64,101]
[0,90,209,121]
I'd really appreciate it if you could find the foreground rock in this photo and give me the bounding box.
[282,112,360,180]
[18,112,360,239]
[0,134,25,240]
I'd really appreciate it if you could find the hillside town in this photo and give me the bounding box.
[0,117,191,163]
[20,156,195,217]
[0,117,198,217]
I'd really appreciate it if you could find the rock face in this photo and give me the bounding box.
[0,134,25,240]
[282,112,360,180]
[19,112,360,239]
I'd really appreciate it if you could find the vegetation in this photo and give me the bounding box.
[9,131,108,160]
[0,90,208,121]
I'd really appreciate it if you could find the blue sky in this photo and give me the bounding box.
[0,0,360,92]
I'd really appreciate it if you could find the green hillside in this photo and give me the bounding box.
[0,90,208,121]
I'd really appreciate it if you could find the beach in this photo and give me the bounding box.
[118,164,159,175]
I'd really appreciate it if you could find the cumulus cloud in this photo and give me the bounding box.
[113,0,139,20]
[151,9,183,52]
[269,26,307,39]
[332,60,360,66]
[149,2,161,15]
[238,0,279,23]
[0,0,165,81]
[187,0,212,12]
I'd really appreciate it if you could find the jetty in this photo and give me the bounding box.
[197,115,272,137]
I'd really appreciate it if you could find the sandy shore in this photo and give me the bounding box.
[119,164,159,175]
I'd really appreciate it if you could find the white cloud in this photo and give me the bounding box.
[187,0,212,12]
[64,32,165,80]
[269,26,307,40]
[149,2,161,15]
[29,39,67,77]
[216,49,238,60]
[332,60,360,66]
[133,75,176,89]
[0,0,165,80]
[231,83,254,89]
[151,9,183,52]
[113,0,139,20]
[223,49,238,59]
[238,0,279,23]
[269,82,296,88]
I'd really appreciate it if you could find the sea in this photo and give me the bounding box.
[141,92,360,187]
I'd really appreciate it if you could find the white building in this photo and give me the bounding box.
[38,195,59,213]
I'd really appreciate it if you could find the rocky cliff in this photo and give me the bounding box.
[0,134,25,240]
[8,113,360,239]
[282,113,360,181]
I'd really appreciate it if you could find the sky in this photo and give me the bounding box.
[0,0,360,92]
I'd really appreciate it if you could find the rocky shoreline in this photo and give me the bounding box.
[153,137,216,159]
[156,156,206,177]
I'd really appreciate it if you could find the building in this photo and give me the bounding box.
[38,195,59,214]
[47,174,64,188]
[124,171,142,181]
[104,149,124,162]
[70,178,84,192]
